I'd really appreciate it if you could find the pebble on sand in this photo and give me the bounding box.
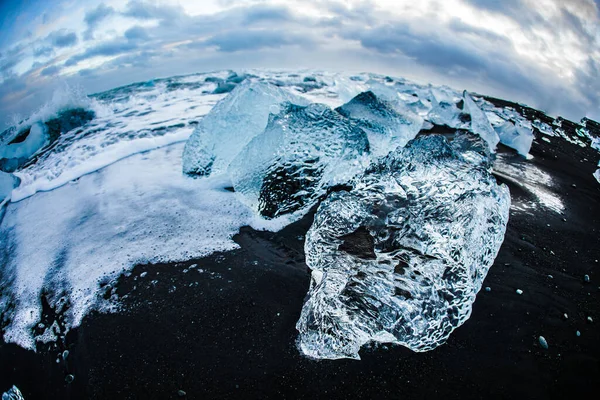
[538,336,549,349]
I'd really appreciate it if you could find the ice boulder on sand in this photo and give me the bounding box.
[336,91,424,157]
[182,80,309,176]
[228,102,370,220]
[296,132,510,360]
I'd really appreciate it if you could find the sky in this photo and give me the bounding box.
[0,0,599,127]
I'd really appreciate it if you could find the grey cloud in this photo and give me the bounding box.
[123,1,185,23]
[204,29,313,52]
[124,26,149,41]
[66,40,138,67]
[48,30,78,48]
[84,4,116,40]
[41,65,60,76]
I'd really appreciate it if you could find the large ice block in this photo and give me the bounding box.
[182,81,308,176]
[229,102,370,219]
[336,91,424,157]
[296,133,510,360]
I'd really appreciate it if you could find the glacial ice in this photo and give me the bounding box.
[463,91,500,152]
[229,102,370,219]
[494,120,534,156]
[182,80,309,176]
[426,88,465,128]
[296,133,510,360]
[1,386,24,400]
[336,91,424,157]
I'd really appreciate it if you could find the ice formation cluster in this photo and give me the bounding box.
[182,77,513,359]
[3,70,596,358]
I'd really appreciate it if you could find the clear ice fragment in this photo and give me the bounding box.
[182,81,308,176]
[494,120,534,156]
[336,91,424,157]
[2,386,24,400]
[229,102,370,220]
[463,91,500,152]
[296,133,510,360]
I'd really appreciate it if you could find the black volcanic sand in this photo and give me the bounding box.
[1,130,600,399]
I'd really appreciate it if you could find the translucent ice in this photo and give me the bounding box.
[229,102,370,220]
[336,91,424,157]
[463,91,500,152]
[426,88,465,128]
[1,386,23,400]
[182,80,308,176]
[494,120,534,156]
[297,133,510,360]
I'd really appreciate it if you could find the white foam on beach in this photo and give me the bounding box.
[0,142,285,349]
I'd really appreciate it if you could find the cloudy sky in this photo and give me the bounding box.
[0,0,599,127]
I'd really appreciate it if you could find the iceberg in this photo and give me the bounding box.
[463,91,500,152]
[296,133,510,360]
[182,81,308,176]
[336,91,424,157]
[229,102,370,219]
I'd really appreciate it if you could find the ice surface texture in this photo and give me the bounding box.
[463,91,500,152]
[182,80,308,176]
[336,91,423,157]
[229,102,370,219]
[297,133,510,360]
[2,386,24,400]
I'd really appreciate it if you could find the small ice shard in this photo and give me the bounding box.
[182,81,308,176]
[588,316,594,323]
[494,120,534,156]
[485,287,492,292]
[463,91,500,152]
[594,168,600,185]
[563,313,568,320]
[426,88,465,128]
[336,91,424,157]
[538,336,548,349]
[576,330,581,337]
[2,386,24,400]
[177,390,187,397]
[516,289,523,295]
[297,133,510,360]
[229,102,369,220]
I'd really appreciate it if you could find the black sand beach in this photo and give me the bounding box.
[1,124,599,399]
